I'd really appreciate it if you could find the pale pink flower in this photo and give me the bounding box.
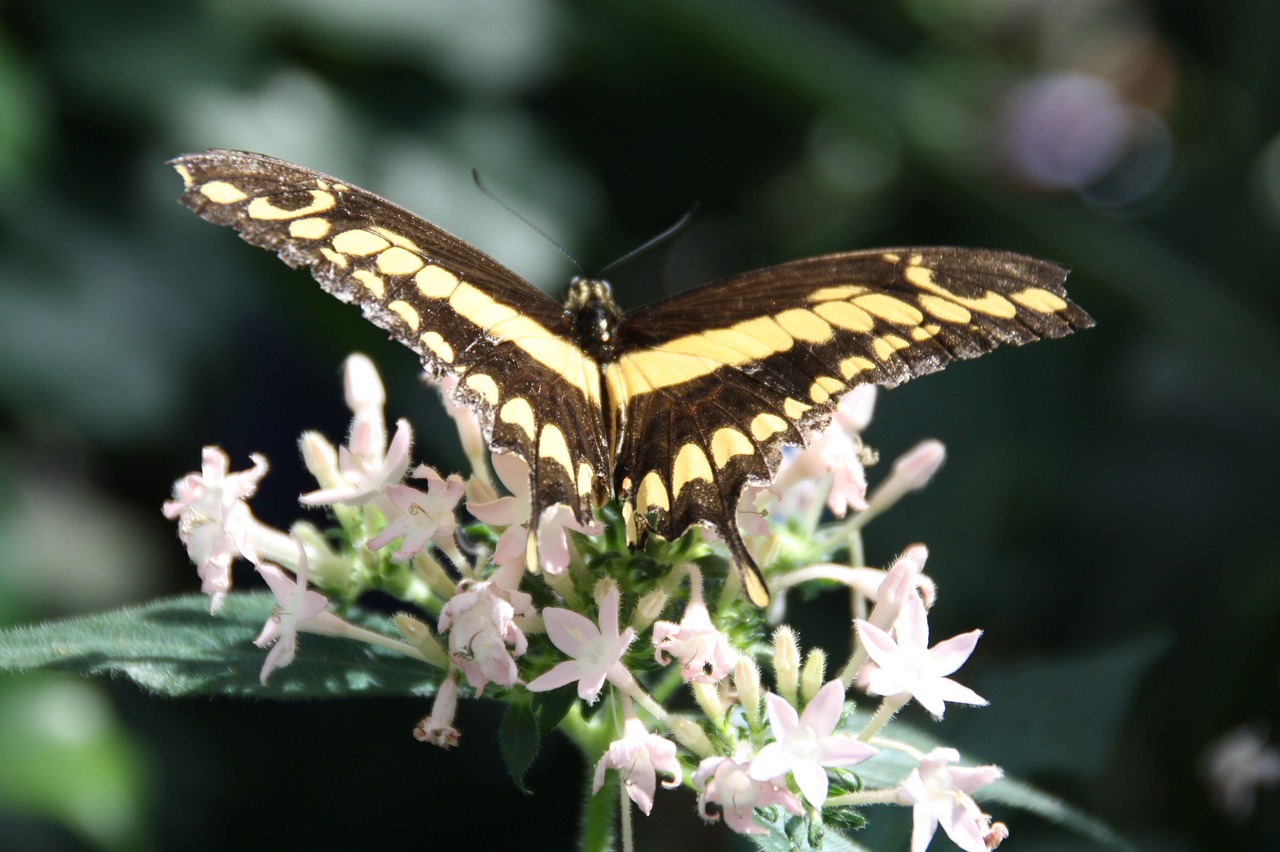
[773,388,875,518]
[749,680,877,806]
[367,465,465,562]
[163,446,269,613]
[866,544,935,631]
[253,536,346,685]
[897,747,1004,852]
[1202,723,1280,820]
[468,451,602,574]
[857,595,986,718]
[652,595,738,683]
[301,417,412,506]
[863,439,946,518]
[437,579,534,695]
[526,585,634,703]
[695,751,804,835]
[343,353,387,451]
[414,671,461,749]
[592,717,681,815]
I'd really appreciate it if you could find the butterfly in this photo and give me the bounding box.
[170,150,1093,607]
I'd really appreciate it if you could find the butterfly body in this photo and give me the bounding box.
[171,150,1093,607]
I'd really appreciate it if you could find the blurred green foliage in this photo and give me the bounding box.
[1,0,1278,849]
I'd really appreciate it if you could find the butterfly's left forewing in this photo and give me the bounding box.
[609,248,1093,605]
[170,151,610,556]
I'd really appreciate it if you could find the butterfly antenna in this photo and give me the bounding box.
[472,169,583,275]
[598,202,699,276]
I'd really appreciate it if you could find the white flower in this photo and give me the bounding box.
[414,671,461,749]
[366,464,465,562]
[749,679,877,806]
[857,594,986,718]
[526,584,634,703]
[1202,723,1280,820]
[253,535,346,685]
[301,417,412,507]
[897,747,1004,852]
[163,446,269,613]
[695,750,803,835]
[437,579,534,695]
[592,717,681,815]
[652,589,738,683]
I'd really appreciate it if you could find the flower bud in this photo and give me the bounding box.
[692,680,727,727]
[733,656,762,730]
[669,716,715,758]
[299,431,340,489]
[394,613,449,667]
[772,625,801,705]
[800,648,827,704]
[633,589,669,632]
[343,353,385,414]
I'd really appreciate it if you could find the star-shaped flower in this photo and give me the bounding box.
[652,594,738,683]
[526,584,634,703]
[695,749,804,835]
[253,535,345,685]
[857,594,986,718]
[366,464,465,562]
[749,679,877,806]
[592,717,681,815]
[897,747,1004,852]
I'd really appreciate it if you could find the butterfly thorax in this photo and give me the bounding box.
[564,277,622,361]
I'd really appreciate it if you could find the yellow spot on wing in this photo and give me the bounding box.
[784,398,811,419]
[637,470,669,512]
[351,269,385,298]
[911,324,941,341]
[882,252,902,263]
[672,444,713,498]
[174,164,194,187]
[465,373,499,404]
[577,462,595,498]
[289,217,331,239]
[332,229,391,257]
[809,285,868,301]
[854,293,924,326]
[1011,286,1068,313]
[416,265,459,298]
[904,265,1016,319]
[917,293,971,324]
[809,375,844,403]
[320,248,348,268]
[421,331,454,363]
[369,227,425,253]
[711,427,754,469]
[199,181,248,204]
[840,355,876,379]
[387,299,420,330]
[750,412,787,441]
[377,247,425,276]
[500,397,536,440]
[775,308,833,343]
[247,190,336,220]
[538,424,573,475]
[872,334,911,361]
[814,300,875,332]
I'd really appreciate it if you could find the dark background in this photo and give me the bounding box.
[1,1,1278,849]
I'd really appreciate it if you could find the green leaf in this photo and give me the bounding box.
[531,683,577,736]
[0,593,439,700]
[499,695,540,794]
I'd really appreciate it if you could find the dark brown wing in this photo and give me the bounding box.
[170,151,609,565]
[608,248,1093,606]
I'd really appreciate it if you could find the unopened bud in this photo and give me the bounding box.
[733,656,762,730]
[692,680,726,727]
[800,649,827,703]
[772,625,801,705]
[864,440,946,518]
[299,431,341,489]
[343,353,385,414]
[669,716,715,758]
[633,589,670,632]
[394,613,449,667]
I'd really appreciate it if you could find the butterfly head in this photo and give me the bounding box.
[564,277,622,360]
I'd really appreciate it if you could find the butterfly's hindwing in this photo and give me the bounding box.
[170,151,610,546]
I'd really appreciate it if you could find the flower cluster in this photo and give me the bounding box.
[165,353,1011,850]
